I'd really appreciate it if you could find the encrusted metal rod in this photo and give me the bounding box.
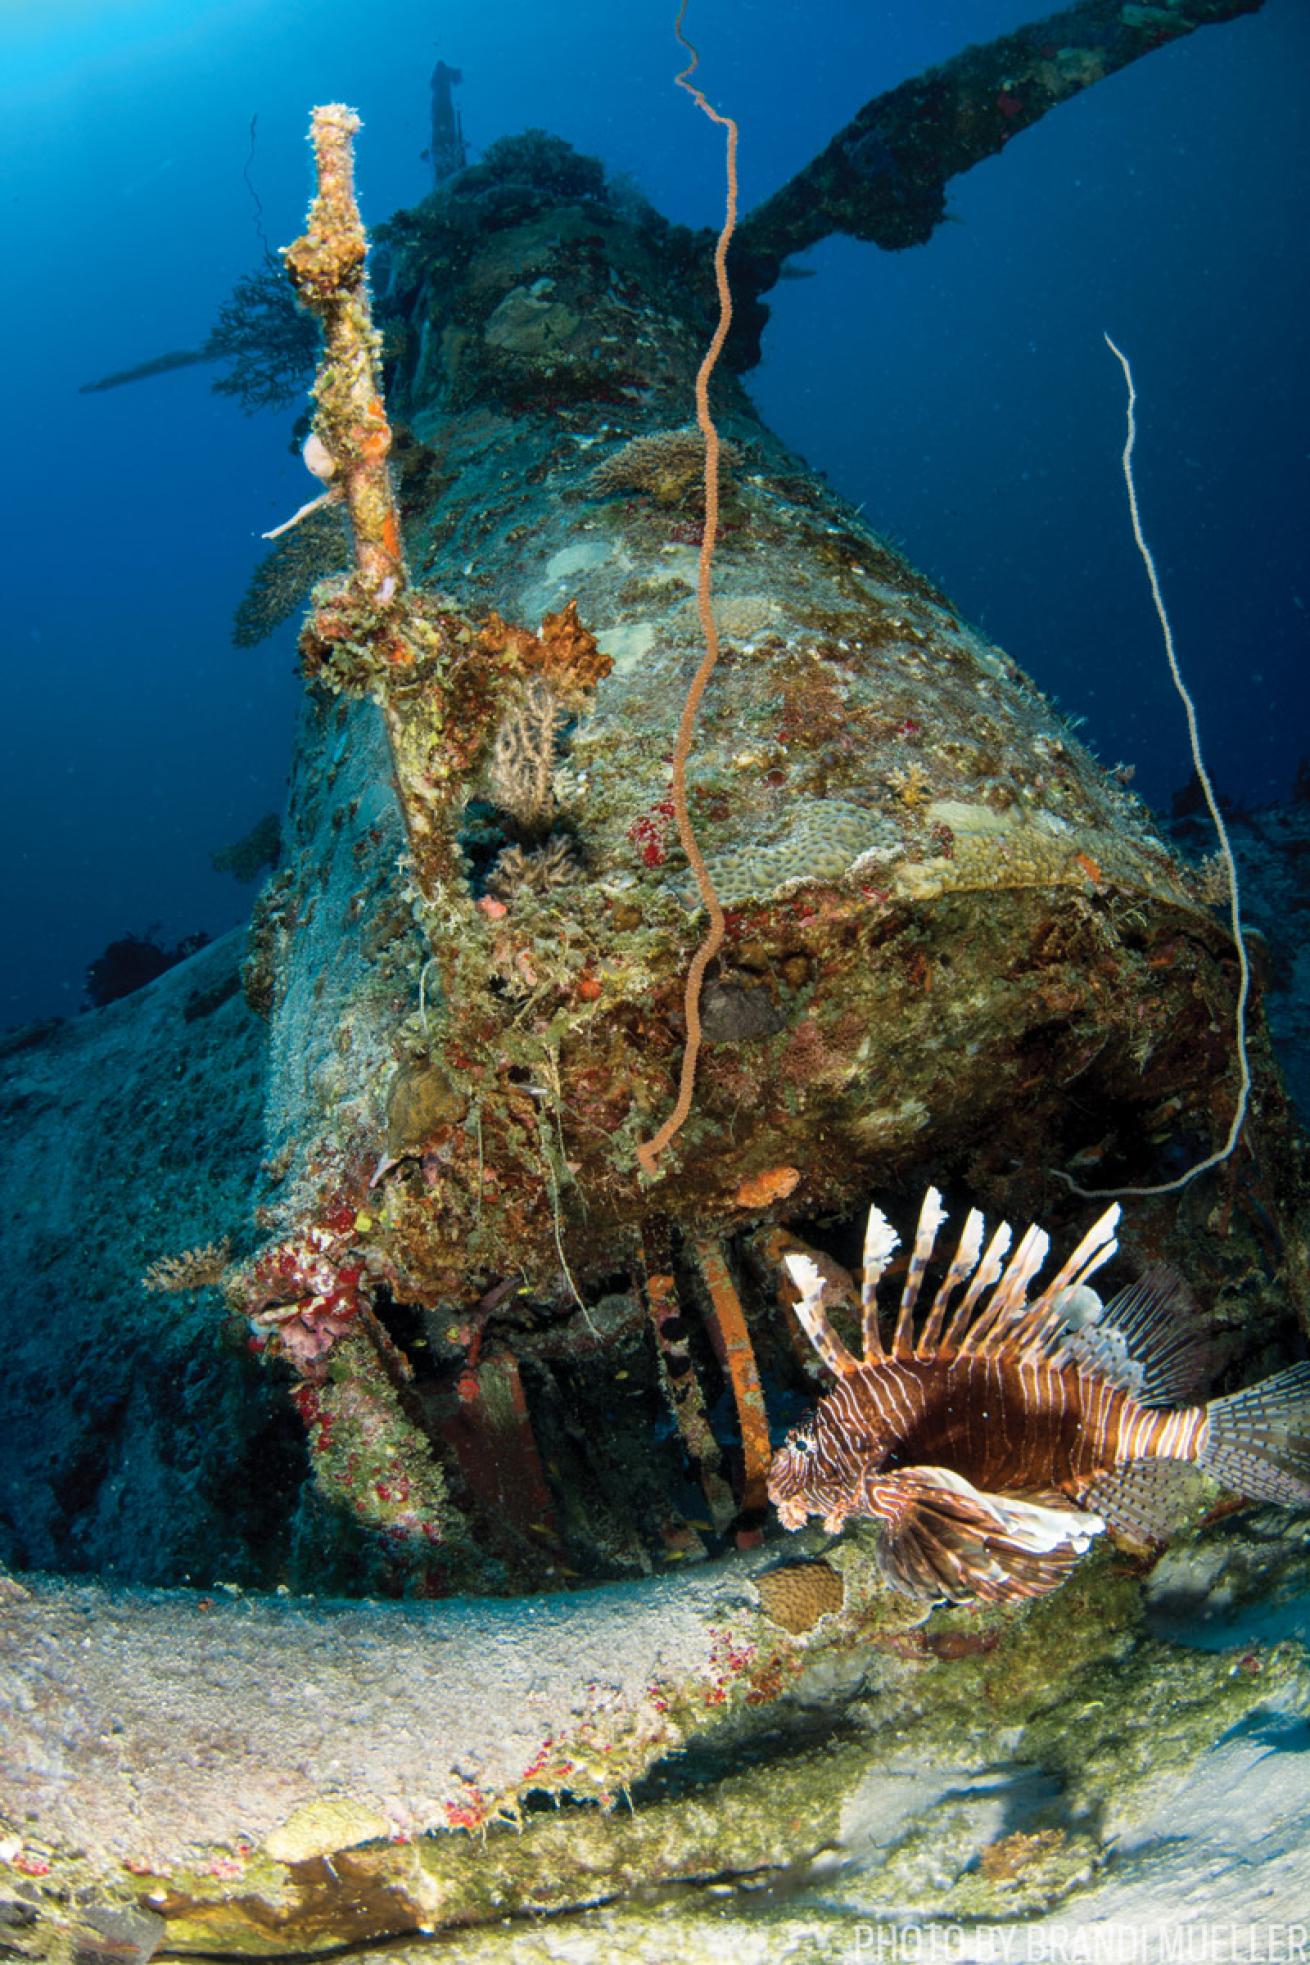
[640,1223,736,1533]
[283,103,405,597]
[277,103,461,893]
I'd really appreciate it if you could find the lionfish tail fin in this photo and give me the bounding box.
[866,1466,1105,1604]
[1199,1361,1310,1506]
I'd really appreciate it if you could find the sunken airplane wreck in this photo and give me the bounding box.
[4,0,1309,1944]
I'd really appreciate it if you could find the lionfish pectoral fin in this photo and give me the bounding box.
[864,1466,1105,1605]
[1077,1457,1195,1545]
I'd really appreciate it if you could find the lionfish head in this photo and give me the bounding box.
[767,1411,859,1530]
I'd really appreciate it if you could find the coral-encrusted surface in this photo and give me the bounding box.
[4,134,1307,1607]
[3,1519,1308,1949]
[3,124,1310,1962]
[0,935,295,1585]
[255,140,1284,1328]
[1,1549,785,1869]
[256,691,416,1236]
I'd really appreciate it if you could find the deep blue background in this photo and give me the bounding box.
[2,0,1306,1030]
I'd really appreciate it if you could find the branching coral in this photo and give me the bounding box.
[85,929,211,1007]
[486,834,580,903]
[476,602,613,850]
[477,599,613,710]
[488,678,564,828]
[143,1239,232,1294]
[210,813,281,882]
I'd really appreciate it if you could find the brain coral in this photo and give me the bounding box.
[754,1560,844,1634]
[704,800,899,906]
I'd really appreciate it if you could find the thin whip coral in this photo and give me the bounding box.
[636,3,738,1176]
[1060,335,1252,1199]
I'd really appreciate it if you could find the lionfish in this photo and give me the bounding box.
[767,1189,1310,1603]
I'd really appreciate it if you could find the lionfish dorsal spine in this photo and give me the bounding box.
[892,1187,948,1358]
[1029,1203,1121,1317]
[995,1203,1122,1366]
[916,1205,985,1355]
[941,1220,1013,1350]
[956,1221,1050,1355]
[783,1251,859,1377]
[860,1203,900,1361]
[955,1204,1121,1362]
[786,1194,1129,1382]
[946,1218,1037,1359]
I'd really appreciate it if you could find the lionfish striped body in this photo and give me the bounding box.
[768,1189,1310,1603]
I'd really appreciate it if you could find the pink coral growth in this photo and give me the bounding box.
[245,1203,365,1373]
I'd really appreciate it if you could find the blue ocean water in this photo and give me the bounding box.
[0,0,1306,1032]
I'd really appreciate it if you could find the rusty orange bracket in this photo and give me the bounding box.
[691,1236,771,1532]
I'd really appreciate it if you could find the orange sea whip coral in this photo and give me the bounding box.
[636,4,739,1176]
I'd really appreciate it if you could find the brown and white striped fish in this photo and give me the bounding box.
[768,1188,1310,1603]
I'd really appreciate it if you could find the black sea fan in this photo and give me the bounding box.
[208,252,319,413]
[85,930,211,1009]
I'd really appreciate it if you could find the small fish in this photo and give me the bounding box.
[768,1188,1310,1603]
